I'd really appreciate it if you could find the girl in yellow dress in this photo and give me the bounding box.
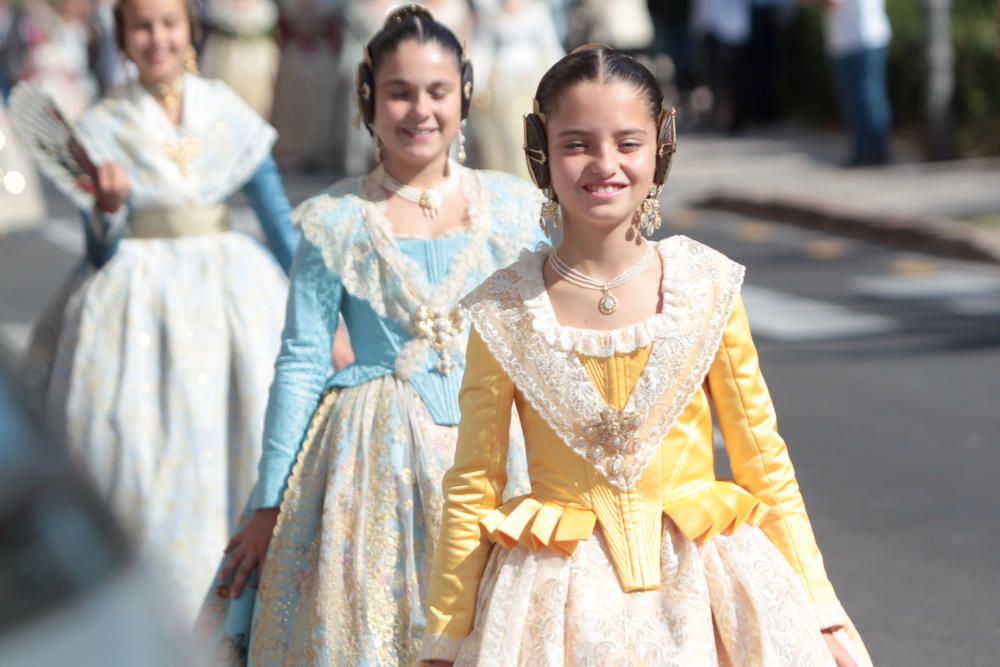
[420,45,873,666]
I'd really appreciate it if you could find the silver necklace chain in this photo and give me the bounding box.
[549,243,654,315]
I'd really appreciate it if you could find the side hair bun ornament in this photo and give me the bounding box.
[654,105,678,187]
[522,98,550,189]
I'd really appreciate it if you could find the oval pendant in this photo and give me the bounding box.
[598,293,618,315]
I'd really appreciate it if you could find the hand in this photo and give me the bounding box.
[219,508,279,599]
[822,630,858,667]
[93,162,129,214]
[332,323,355,370]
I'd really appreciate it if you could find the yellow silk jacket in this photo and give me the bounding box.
[423,237,847,654]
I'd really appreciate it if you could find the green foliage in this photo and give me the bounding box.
[780,1,1000,157]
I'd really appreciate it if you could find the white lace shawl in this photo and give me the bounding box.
[294,163,540,379]
[463,236,745,491]
[74,73,275,209]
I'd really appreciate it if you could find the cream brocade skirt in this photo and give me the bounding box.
[38,233,287,620]
[452,521,872,667]
[195,377,526,666]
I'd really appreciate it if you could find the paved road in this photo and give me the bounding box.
[668,208,1000,667]
[2,176,998,665]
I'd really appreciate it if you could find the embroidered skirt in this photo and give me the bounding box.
[41,232,287,621]
[451,520,872,667]
[198,376,528,666]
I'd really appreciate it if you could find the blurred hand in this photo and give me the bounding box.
[94,162,129,214]
[823,630,858,667]
[220,507,279,599]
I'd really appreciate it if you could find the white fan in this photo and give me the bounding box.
[9,82,96,210]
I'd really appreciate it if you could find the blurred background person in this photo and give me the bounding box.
[579,0,655,53]
[200,0,281,118]
[740,0,795,126]
[817,0,893,166]
[270,0,343,170]
[694,0,751,132]
[648,0,697,96]
[469,0,564,179]
[18,0,99,118]
[20,0,299,623]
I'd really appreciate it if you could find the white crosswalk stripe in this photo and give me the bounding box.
[849,270,1000,301]
[742,285,898,342]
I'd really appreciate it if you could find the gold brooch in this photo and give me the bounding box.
[583,407,641,476]
[415,305,466,375]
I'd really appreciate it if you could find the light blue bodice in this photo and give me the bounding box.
[251,167,543,509]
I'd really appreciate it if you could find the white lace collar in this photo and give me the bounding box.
[518,241,688,357]
[464,235,745,491]
[295,162,537,379]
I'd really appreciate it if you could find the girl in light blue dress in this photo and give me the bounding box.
[200,6,542,665]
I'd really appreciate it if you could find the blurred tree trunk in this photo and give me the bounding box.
[923,0,956,160]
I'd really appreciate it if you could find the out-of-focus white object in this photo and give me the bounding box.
[582,0,654,50]
[0,99,46,233]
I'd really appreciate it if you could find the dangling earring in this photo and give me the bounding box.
[374,136,383,163]
[185,45,199,74]
[457,120,467,164]
[638,185,663,237]
[539,188,560,238]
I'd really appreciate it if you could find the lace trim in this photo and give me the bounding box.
[464,236,745,492]
[294,164,535,379]
[417,633,465,662]
[520,242,685,357]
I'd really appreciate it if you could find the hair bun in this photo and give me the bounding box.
[383,4,434,27]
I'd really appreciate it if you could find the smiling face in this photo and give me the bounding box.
[545,80,658,234]
[120,0,190,85]
[370,39,463,170]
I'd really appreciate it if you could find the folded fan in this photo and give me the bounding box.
[9,82,96,210]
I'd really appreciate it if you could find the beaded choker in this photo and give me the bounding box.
[378,165,458,218]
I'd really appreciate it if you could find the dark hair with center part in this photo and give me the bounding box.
[355,5,473,132]
[367,6,464,74]
[523,46,675,191]
[534,47,663,123]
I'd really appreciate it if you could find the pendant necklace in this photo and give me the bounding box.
[379,164,458,219]
[549,243,654,315]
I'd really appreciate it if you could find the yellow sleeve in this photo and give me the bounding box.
[707,297,846,630]
[420,327,513,661]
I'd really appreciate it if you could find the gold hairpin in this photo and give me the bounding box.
[531,99,547,121]
[524,147,547,165]
[571,42,611,54]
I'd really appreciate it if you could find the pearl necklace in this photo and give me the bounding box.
[379,164,458,218]
[549,243,654,315]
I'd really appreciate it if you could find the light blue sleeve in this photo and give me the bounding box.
[81,205,128,268]
[241,155,300,275]
[250,238,341,509]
